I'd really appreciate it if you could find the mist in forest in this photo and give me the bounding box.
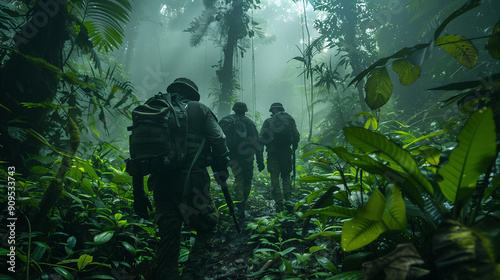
[110,0,499,141]
[115,0,319,132]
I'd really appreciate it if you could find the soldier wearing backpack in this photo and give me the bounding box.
[218,102,265,220]
[129,78,230,280]
[259,103,300,212]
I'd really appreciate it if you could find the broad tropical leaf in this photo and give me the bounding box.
[417,145,441,166]
[487,19,500,59]
[364,67,393,110]
[392,59,421,86]
[436,35,478,68]
[438,107,496,203]
[344,127,434,197]
[382,185,408,231]
[342,189,388,251]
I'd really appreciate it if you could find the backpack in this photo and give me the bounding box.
[219,114,248,151]
[126,92,188,176]
[270,112,293,145]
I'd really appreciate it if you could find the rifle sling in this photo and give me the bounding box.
[182,137,206,203]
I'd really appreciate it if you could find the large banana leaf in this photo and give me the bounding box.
[342,186,407,251]
[344,127,434,198]
[76,0,132,52]
[438,107,496,203]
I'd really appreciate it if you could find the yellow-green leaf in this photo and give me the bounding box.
[392,59,421,86]
[418,145,441,166]
[77,254,93,270]
[382,184,408,232]
[364,67,393,110]
[436,35,478,68]
[487,20,500,59]
[342,189,388,251]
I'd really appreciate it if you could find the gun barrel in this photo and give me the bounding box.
[220,181,241,233]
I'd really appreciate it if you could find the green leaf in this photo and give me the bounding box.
[403,125,456,149]
[77,254,93,270]
[332,146,392,176]
[487,20,500,59]
[342,189,388,251]
[90,115,100,138]
[438,107,497,203]
[79,161,99,181]
[79,0,132,52]
[121,241,136,256]
[309,246,329,253]
[344,127,433,199]
[382,185,408,231]
[54,267,74,280]
[32,245,46,261]
[392,59,421,86]
[300,175,342,183]
[436,35,478,68]
[302,205,358,219]
[418,145,441,166]
[94,231,114,245]
[364,67,393,110]
[315,255,338,273]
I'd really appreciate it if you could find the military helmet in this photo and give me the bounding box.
[232,102,248,112]
[269,102,285,112]
[166,77,200,101]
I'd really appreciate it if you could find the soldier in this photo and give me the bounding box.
[219,102,264,220]
[136,78,230,280]
[259,102,300,212]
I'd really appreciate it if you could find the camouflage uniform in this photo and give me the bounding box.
[219,102,264,219]
[259,103,300,211]
[147,78,229,280]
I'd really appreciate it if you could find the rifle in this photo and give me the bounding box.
[217,175,240,233]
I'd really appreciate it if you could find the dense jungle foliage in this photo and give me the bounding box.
[1,0,499,279]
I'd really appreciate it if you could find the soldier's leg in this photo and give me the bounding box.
[240,158,254,218]
[280,152,293,201]
[230,158,245,218]
[267,155,283,211]
[153,190,183,280]
[182,172,219,279]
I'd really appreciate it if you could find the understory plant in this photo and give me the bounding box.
[301,106,499,279]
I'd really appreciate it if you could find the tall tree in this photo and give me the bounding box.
[185,0,260,117]
[0,0,133,169]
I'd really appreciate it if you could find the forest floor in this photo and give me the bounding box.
[204,186,287,280]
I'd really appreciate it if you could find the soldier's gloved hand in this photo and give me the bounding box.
[214,169,229,185]
[258,161,265,172]
[133,192,152,219]
[292,143,298,151]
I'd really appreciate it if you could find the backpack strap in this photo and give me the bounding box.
[182,137,206,202]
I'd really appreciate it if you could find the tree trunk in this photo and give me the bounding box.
[217,0,244,117]
[0,1,70,170]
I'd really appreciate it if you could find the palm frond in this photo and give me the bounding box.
[75,0,132,53]
[185,7,217,47]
